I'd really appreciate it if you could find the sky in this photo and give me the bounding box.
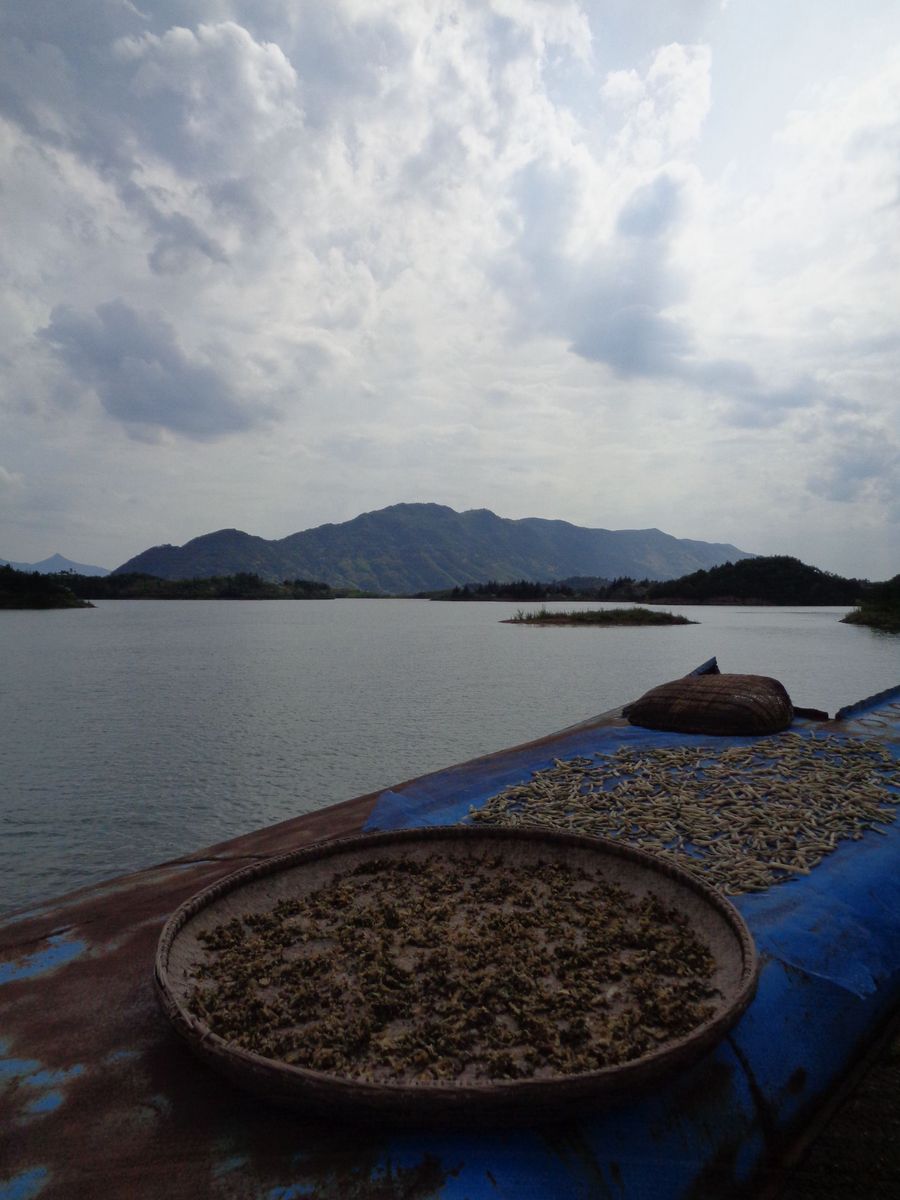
[1,1,899,578]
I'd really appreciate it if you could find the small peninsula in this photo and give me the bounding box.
[0,565,93,609]
[503,606,696,627]
[840,575,900,633]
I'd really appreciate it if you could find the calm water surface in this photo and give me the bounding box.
[1,599,897,915]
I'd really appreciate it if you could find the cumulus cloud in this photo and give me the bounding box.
[0,466,24,494]
[113,22,302,178]
[491,42,714,380]
[808,420,900,509]
[603,42,712,155]
[1,1,899,576]
[616,173,683,238]
[39,301,259,439]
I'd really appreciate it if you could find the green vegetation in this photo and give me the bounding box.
[423,576,651,602]
[42,571,347,600]
[429,556,875,607]
[113,503,752,594]
[645,555,867,605]
[0,565,93,609]
[13,554,893,619]
[504,606,696,626]
[428,579,580,601]
[841,576,900,633]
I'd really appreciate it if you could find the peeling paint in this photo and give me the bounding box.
[1,1059,84,1120]
[212,1154,250,1178]
[24,1092,62,1115]
[0,1056,41,1081]
[20,1065,85,1089]
[104,1049,140,1065]
[0,933,86,985]
[263,1152,449,1200]
[0,1167,49,1200]
[1,692,898,1198]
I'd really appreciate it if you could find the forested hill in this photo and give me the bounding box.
[0,565,93,609]
[645,556,868,605]
[113,504,753,594]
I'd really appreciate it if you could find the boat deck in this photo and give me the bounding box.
[2,682,899,1199]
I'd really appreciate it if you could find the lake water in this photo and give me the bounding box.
[1,599,897,916]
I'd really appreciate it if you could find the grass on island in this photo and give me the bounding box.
[504,605,697,627]
[841,604,900,634]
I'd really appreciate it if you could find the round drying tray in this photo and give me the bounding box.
[155,826,759,1126]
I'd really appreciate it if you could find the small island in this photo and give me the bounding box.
[503,606,697,627]
[0,565,93,609]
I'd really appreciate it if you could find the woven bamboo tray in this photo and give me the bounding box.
[155,826,759,1126]
[624,673,794,735]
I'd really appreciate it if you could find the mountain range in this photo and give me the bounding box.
[114,504,754,593]
[0,553,109,576]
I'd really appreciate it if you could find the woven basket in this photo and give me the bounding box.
[155,826,759,1127]
[624,673,793,736]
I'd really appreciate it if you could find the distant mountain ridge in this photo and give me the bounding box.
[114,504,755,594]
[0,552,109,577]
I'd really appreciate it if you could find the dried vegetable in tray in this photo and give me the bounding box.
[187,853,720,1085]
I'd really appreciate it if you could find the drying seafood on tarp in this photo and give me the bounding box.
[470,733,900,894]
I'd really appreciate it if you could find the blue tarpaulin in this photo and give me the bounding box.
[5,686,898,1200]
[357,694,900,1198]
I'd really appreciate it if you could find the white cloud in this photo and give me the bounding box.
[38,300,267,438]
[0,1,898,577]
[0,466,24,494]
[115,23,302,176]
[612,42,712,158]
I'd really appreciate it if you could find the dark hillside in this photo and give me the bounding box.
[0,565,92,609]
[113,504,754,593]
[646,556,867,605]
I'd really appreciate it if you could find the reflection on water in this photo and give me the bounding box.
[1,598,896,914]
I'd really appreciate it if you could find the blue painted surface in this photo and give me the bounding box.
[0,1055,41,1080]
[359,706,900,1197]
[0,933,86,986]
[3,689,897,1198]
[363,722,869,833]
[1,1053,84,1122]
[0,1168,49,1200]
[104,1049,140,1064]
[24,1092,62,1115]
[22,1065,85,1089]
[835,682,900,721]
[212,1154,251,1179]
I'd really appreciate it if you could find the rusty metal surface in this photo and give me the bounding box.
[2,694,899,1200]
[0,789,383,1200]
[1,709,639,1200]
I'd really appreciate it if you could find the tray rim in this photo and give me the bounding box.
[154,824,760,1123]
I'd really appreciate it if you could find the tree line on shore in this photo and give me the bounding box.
[51,571,343,600]
[1,556,897,630]
[422,556,897,629]
[0,566,354,606]
[426,557,872,606]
